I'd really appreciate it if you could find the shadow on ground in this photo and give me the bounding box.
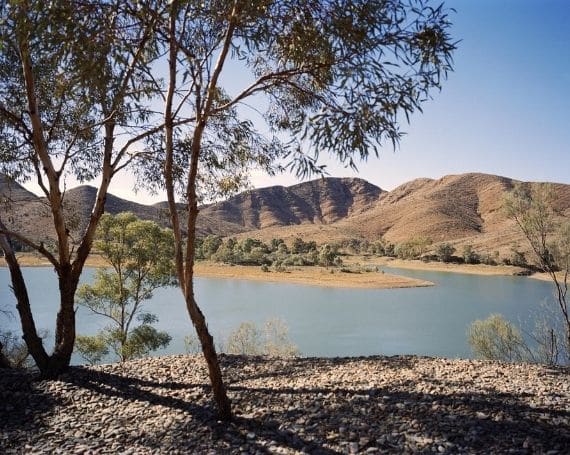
[1,356,568,453]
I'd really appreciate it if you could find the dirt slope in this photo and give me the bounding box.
[2,173,569,257]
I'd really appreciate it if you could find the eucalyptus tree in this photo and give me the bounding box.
[0,1,161,375]
[75,213,175,364]
[134,0,456,419]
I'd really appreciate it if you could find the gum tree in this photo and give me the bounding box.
[135,0,456,419]
[75,213,175,364]
[0,1,160,375]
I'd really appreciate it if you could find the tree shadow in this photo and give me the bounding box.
[0,369,64,451]
[57,365,338,454]
[221,354,420,384]
[2,356,569,453]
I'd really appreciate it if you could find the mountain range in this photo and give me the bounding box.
[2,172,569,256]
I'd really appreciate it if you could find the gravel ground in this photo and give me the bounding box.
[0,354,568,454]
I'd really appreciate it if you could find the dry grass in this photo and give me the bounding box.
[193,262,433,289]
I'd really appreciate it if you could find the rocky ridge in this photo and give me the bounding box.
[2,173,570,256]
[1,354,568,454]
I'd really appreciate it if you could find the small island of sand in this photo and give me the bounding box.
[193,262,433,289]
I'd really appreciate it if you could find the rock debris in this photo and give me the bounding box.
[1,354,568,454]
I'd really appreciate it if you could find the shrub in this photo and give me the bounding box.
[318,244,338,267]
[510,248,528,267]
[462,244,480,264]
[226,322,262,355]
[395,236,432,260]
[75,335,110,365]
[223,319,299,357]
[436,243,456,263]
[479,253,498,266]
[467,314,527,362]
[0,330,30,368]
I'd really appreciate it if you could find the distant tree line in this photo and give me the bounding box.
[195,236,342,269]
[197,234,538,272]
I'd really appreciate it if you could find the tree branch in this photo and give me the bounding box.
[0,220,59,268]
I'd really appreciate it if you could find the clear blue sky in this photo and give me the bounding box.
[27,0,570,202]
[248,0,570,193]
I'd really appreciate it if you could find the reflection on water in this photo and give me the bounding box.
[0,266,556,364]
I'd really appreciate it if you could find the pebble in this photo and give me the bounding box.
[0,354,568,454]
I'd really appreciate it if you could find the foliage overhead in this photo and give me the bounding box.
[136,0,456,200]
[0,0,159,184]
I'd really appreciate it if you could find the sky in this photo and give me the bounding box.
[25,0,570,203]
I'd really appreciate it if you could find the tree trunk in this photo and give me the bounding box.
[566,327,570,364]
[45,268,79,377]
[182,127,232,421]
[0,234,50,371]
[184,283,232,421]
[1,231,80,376]
[163,5,231,420]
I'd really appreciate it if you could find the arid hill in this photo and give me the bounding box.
[227,173,570,257]
[2,173,569,257]
[0,176,380,242]
[199,177,382,231]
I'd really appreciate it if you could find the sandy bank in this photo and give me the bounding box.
[345,256,528,276]
[193,262,433,289]
[1,354,568,454]
[1,255,432,289]
[529,271,568,284]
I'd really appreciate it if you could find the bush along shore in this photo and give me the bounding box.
[1,354,568,454]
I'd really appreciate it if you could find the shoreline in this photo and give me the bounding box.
[0,254,432,289]
[1,252,545,288]
[344,255,529,277]
[193,262,433,289]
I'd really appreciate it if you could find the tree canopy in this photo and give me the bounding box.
[0,0,456,419]
[76,213,175,364]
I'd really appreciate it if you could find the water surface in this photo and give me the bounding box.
[0,266,556,363]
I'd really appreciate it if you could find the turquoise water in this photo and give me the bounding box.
[0,266,556,363]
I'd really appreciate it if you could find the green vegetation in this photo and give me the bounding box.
[504,183,570,364]
[468,184,570,366]
[462,244,480,265]
[195,234,541,273]
[75,213,175,364]
[394,236,433,260]
[196,236,341,269]
[468,312,567,366]
[436,243,456,263]
[467,314,527,362]
[185,318,299,358]
[0,330,30,369]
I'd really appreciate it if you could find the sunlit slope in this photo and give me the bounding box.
[2,173,569,257]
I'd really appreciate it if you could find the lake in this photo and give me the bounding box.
[0,266,557,364]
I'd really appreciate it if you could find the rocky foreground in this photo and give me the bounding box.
[1,355,569,454]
